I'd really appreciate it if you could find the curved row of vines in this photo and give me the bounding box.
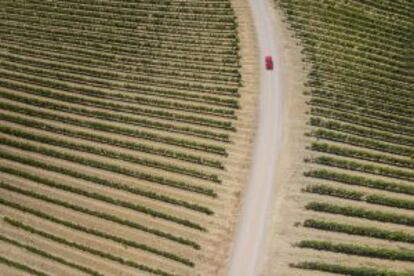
[0,0,243,275]
[277,0,414,274]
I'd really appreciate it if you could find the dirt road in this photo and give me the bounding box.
[228,0,284,275]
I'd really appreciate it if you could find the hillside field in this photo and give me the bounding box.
[0,0,258,275]
[264,0,414,275]
[1,0,412,275]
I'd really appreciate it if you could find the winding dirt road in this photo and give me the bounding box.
[228,0,284,275]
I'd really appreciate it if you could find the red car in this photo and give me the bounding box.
[265,56,274,70]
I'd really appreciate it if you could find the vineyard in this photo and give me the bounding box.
[0,0,258,275]
[272,0,414,275]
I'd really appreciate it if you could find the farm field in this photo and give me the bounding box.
[263,0,414,275]
[0,0,259,275]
